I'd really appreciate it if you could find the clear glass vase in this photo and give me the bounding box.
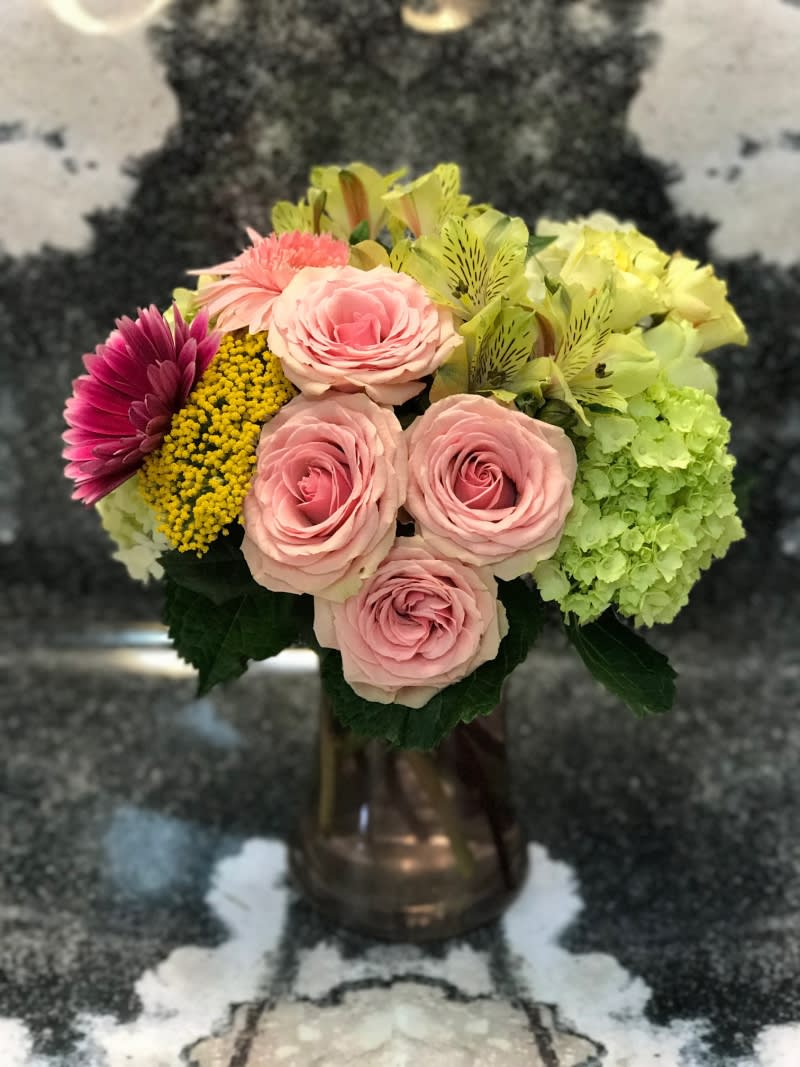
[289,697,528,941]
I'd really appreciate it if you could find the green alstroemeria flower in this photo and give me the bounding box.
[430,299,540,404]
[430,275,660,420]
[382,162,474,240]
[502,279,660,423]
[272,162,406,242]
[394,208,530,324]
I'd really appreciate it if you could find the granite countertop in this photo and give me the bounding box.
[1,0,799,1064]
[3,629,799,1065]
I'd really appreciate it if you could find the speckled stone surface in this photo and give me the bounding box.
[1,0,799,1064]
[2,644,799,1062]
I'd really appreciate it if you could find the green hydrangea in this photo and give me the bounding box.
[534,378,744,626]
[96,474,170,584]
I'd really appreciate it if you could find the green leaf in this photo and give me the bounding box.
[160,529,256,606]
[349,220,370,245]
[565,611,676,717]
[526,234,557,258]
[163,578,307,695]
[533,398,576,429]
[321,579,544,750]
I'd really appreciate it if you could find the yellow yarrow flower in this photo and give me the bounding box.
[140,331,296,555]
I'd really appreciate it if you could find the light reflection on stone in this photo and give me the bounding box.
[45,0,171,35]
[401,0,490,35]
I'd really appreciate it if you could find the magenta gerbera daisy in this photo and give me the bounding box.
[194,228,350,334]
[63,305,220,504]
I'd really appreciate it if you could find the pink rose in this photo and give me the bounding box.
[268,264,460,406]
[314,537,508,708]
[405,395,577,581]
[242,393,407,601]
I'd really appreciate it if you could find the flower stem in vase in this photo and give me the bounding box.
[456,725,515,890]
[386,748,430,842]
[405,750,476,879]
[318,699,338,834]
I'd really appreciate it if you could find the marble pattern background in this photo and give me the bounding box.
[1,0,799,1064]
[1,0,799,638]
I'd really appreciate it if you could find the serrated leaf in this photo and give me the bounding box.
[164,578,307,695]
[322,579,544,750]
[565,611,676,717]
[526,234,557,258]
[160,530,253,606]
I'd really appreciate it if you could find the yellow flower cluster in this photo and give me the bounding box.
[140,331,296,555]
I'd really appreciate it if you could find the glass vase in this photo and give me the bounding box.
[289,697,528,941]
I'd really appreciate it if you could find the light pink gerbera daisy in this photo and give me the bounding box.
[194,229,350,334]
[63,305,220,505]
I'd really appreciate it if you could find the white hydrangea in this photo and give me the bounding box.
[96,474,170,583]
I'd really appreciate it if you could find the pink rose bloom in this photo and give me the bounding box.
[242,393,407,601]
[193,229,350,334]
[268,264,460,406]
[405,395,577,581]
[314,537,508,708]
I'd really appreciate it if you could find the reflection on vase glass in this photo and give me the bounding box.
[290,698,528,941]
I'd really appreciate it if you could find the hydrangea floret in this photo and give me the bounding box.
[534,377,744,626]
[96,473,170,583]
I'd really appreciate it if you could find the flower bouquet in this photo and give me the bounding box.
[63,163,746,933]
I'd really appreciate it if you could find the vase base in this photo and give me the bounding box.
[289,820,529,942]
